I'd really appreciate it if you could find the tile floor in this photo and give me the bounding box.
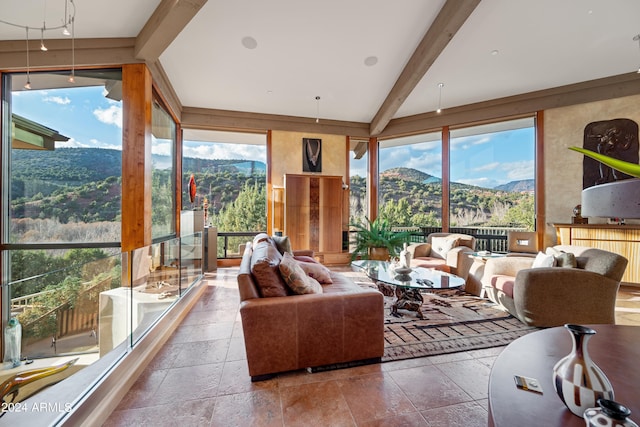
[104,269,640,427]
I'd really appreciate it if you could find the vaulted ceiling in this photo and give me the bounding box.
[2,0,640,136]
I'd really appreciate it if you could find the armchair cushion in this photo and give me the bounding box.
[531,251,555,268]
[430,236,460,258]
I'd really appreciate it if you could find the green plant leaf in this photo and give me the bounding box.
[569,146,640,178]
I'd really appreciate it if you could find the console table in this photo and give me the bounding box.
[488,324,640,427]
[552,223,640,284]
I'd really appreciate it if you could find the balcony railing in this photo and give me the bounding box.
[216,226,528,259]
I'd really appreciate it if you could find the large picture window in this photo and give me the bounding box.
[7,70,123,246]
[378,132,443,227]
[449,117,535,230]
[151,96,176,239]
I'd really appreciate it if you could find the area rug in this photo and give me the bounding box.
[336,268,539,362]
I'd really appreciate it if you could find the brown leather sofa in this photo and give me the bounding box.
[237,235,384,381]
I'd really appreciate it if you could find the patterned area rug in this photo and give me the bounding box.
[336,268,539,362]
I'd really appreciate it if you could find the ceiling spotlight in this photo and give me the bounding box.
[241,36,258,49]
[436,83,444,114]
[364,56,378,66]
[491,49,499,56]
[62,25,70,36]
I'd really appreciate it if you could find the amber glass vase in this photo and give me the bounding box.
[552,324,614,417]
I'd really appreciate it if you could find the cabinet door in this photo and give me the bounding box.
[284,175,310,250]
[319,177,343,252]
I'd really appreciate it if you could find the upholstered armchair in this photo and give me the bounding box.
[482,245,628,327]
[406,232,476,279]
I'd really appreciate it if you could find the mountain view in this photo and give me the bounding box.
[10,148,533,232]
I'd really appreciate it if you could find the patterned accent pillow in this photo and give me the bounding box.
[296,259,333,284]
[279,252,323,294]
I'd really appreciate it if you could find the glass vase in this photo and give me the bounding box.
[552,324,614,417]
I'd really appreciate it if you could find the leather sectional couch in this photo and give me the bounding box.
[237,234,384,381]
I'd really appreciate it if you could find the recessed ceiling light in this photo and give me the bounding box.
[364,56,378,66]
[491,50,499,56]
[241,36,258,49]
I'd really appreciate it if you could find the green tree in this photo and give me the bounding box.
[212,181,266,231]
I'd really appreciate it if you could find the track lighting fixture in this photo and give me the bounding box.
[0,0,77,88]
[315,96,321,123]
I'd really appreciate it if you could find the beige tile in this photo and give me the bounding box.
[172,339,231,368]
[210,390,282,427]
[358,412,429,427]
[280,381,356,427]
[115,368,168,410]
[388,365,473,410]
[144,342,183,371]
[217,360,279,396]
[435,359,491,401]
[103,398,216,427]
[152,363,224,404]
[226,337,247,361]
[420,401,487,427]
[426,351,473,365]
[382,357,433,372]
[168,321,235,344]
[337,372,417,424]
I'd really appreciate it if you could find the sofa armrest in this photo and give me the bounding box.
[445,246,474,278]
[513,268,620,327]
[482,256,535,286]
[239,289,384,377]
[407,243,431,258]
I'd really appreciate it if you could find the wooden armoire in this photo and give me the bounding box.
[283,174,344,260]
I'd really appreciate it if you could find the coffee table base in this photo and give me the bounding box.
[377,283,425,319]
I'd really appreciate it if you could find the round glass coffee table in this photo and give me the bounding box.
[352,260,466,319]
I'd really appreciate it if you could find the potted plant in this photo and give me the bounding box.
[350,217,411,261]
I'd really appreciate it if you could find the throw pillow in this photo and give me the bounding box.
[272,235,293,255]
[279,252,323,294]
[296,259,333,284]
[293,255,318,264]
[545,247,577,268]
[251,259,290,297]
[252,232,271,246]
[532,251,555,268]
[430,236,460,259]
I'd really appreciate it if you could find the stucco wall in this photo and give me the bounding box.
[270,131,347,186]
[543,93,640,245]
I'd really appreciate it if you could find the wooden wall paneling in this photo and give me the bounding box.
[121,63,153,252]
[553,224,640,284]
[284,174,310,250]
[319,176,343,252]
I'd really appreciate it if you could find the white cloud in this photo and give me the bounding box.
[93,105,123,128]
[55,137,90,148]
[473,162,500,172]
[182,141,266,161]
[501,160,535,181]
[44,96,71,105]
[450,135,491,150]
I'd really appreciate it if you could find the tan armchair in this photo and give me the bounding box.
[406,232,476,279]
[482,245,628,327]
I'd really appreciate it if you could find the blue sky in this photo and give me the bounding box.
[12,85,534,189]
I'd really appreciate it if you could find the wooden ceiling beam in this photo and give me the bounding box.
[369,0,481,136]
[135,0,208,61]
